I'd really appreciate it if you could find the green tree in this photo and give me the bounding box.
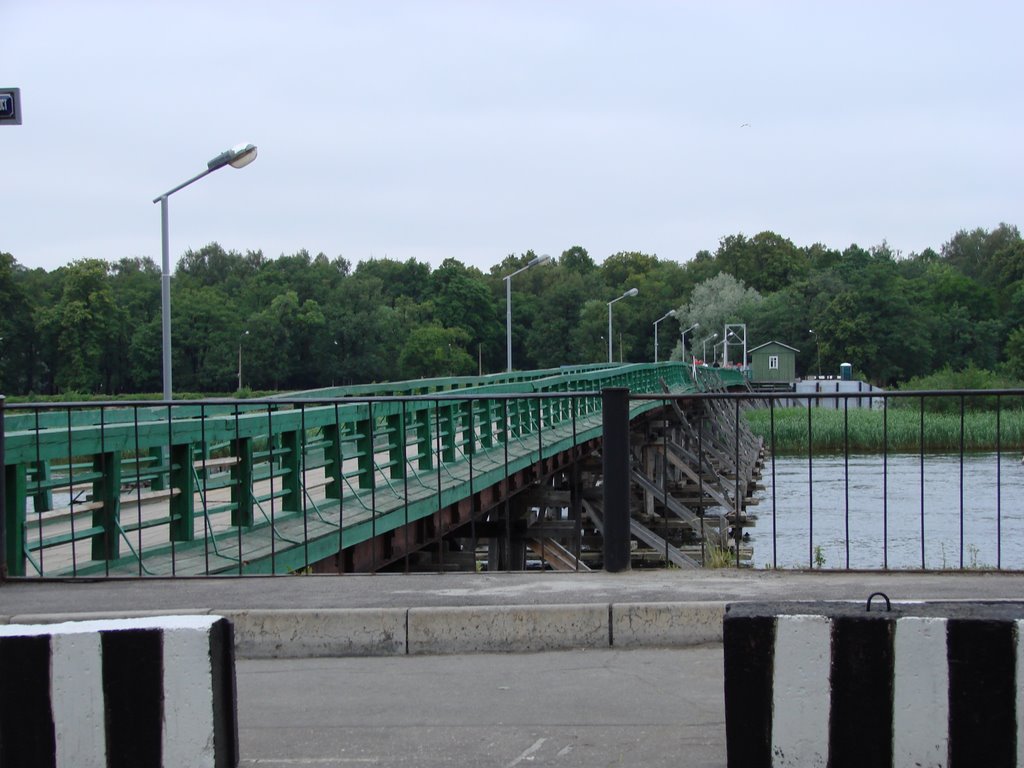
[600,251,659,288]
[110,257,161,392]
[243,290,326,390]
[427,258,501,364]
[398,325,475,378]
[171,283,240,392]
[0,252,39,394]
[560,245,596,275]
[524,267,600,367]
[678,273,763,362]
[713,231,809,293]
[331,274,405,384]
[354,257,431,307]
[569,299,616,364]
[1004,327,1024,380]
[36,259,124,393]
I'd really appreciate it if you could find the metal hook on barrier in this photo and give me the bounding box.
[866,592,891,612]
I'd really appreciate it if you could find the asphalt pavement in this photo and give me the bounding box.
[237,646,726,768]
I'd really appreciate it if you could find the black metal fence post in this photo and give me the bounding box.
[602,387,631,572]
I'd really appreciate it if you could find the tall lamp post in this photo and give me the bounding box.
[700,332,718,363]
[153,143,258,400]
[713,339,726,366]
[607,288,639,363]
[504,254,550,373]
[237,330,250,391]
[652,309,677,363]
[809,328,821,378]
[681,322,700,362]
[724,329,743,367]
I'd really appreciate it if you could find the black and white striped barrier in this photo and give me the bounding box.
[0,615,237,768]
[724,600,1024,768]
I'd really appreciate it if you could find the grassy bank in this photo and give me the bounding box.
[745,405,1024,454]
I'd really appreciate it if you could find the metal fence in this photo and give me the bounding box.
[4,381,1021,579]
[626,389,1024,572]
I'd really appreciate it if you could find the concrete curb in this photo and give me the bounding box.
[224,608,408,659]
[6,602,727,658]
[409,603,609,655]
[612,601,725,648]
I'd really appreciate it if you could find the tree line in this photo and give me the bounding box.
[1,223,1022,396]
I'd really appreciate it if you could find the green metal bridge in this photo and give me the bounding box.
[1,362,751,579]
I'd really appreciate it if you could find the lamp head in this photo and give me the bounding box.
[528,254,551,268]
[624,288,639,298]
[208,143,258,171]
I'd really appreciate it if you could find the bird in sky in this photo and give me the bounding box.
[740,122,751,128]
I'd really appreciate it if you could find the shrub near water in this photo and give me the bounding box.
[746,405,1024,454]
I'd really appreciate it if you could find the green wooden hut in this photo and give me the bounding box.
[749,341,799,389]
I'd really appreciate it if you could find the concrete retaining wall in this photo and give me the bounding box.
[724,601,1024,768]
[0,615,236,768]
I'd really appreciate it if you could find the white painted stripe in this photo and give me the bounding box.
[1017,620,1024,768]
[163,625,217,768]
[0,615,221,636]
[50,631,106,768]
[771,615,831,768]
[893,617,948,768]
[506,738,546,768]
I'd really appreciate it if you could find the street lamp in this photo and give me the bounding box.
[607,288,639,363]
[713,339,727,365]
[681,322,700,362]
[153,142,258,400]
[237,330,250,391]
[700,332,718,363]
[504,254,550,372]
[725,329,742,367]
[652,309,677,363]
[809,328,821,378]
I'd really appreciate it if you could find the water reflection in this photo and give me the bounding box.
[752,452,1024,570]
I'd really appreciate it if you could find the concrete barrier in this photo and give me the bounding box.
[724,600,1024,768]
[612,601,724,648]
[408,603,609,655]
[0,615,236,768]
[223,608,408,658]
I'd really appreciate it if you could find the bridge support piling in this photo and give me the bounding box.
[602,388,631,573]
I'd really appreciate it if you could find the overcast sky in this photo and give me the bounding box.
[2,1,1022,274]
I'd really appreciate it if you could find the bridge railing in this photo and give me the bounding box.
[0,363,700,579]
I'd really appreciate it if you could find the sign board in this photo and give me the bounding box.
[0,88,22,125]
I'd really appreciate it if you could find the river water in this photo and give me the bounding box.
[749,452,1024,570]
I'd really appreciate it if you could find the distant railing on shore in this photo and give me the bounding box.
[630,389,1024,571]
